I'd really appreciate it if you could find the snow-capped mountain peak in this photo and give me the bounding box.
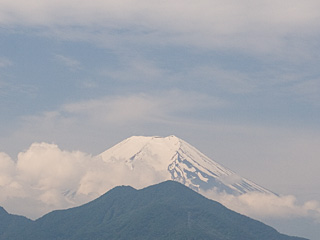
[99,135,273,195]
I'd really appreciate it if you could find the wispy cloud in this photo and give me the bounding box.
[0,57,12,68]
[0,81,37,98]
[54,54,81,71]
[19,91,225,132]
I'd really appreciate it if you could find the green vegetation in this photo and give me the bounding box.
[0,181,308,240]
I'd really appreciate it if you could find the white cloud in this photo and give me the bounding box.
[201,189,320,221]
[0,142,169,219]
[58,90,225,124]
[0,152,15,186]
[0,143,94,218]
[77,159,168,197]
[16,142,89,190]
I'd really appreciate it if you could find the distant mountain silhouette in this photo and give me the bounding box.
[0,181,308,240]
[0,207,32,239]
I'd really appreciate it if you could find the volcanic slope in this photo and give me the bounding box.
[99,135,273,195]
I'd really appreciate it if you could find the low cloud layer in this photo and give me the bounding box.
[0,142,169,219]
[202,189,320,221]
[0,141,319,225]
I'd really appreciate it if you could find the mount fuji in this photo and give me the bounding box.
[98,135,273,196]
[1,135,276,220]
[0,135,314,239]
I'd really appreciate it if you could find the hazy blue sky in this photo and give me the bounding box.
[0,1,320,239]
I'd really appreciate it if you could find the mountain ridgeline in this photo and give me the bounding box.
[0,181,307,240]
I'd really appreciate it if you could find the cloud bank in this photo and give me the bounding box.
[202,189,320,221]
[0,141,319,223]
[0,142,169,219]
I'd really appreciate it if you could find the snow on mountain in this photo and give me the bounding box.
[0,135,276,220]
[99,135,274,195]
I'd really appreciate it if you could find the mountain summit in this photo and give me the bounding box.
[99,135,273,195]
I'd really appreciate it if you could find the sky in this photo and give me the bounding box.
[0,0,320,239]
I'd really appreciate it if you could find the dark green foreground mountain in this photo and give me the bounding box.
[0,181,308,240]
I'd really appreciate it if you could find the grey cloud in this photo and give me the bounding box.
[1,1,320,56]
